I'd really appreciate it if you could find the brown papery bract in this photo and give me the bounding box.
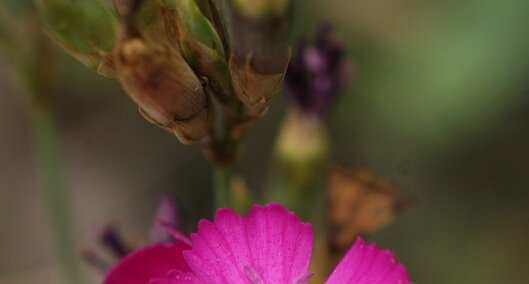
[114,35,211,144]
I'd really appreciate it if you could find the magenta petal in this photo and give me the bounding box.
[183,203,314,283]
[149,270,198,284]
[104,242,191,284]
[326,238,412,284]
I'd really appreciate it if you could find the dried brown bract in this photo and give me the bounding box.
[229,0,293,117]
[114,33,210,144]
[229,54,287,117]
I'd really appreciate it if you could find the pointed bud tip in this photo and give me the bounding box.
[234,0,290,19]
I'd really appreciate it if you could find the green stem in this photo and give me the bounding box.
[213,165,233,210]
[1,10,84,284]
[31,105,84,284]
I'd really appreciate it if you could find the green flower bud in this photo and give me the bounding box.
[173,0,224,54]
[114,36,211,144]
[36,0,118,76]
[275,108,329,190]
[173,0,232,102]
[179,29,233,102]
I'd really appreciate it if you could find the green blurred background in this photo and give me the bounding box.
[1,0,529,283]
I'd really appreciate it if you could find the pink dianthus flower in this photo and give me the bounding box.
[104,204,411,284]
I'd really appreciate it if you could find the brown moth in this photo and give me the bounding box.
[326,163,412,251]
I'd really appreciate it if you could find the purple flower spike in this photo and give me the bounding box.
[285,23,353,117]
[99,224,130,259]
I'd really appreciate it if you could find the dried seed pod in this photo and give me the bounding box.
[115,36,211,144]
[114,0,180,45]
[229,54,286,116]
[229,0,294,116]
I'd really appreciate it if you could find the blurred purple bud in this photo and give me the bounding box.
[149,194,180,243]
[304,47,327,73]
[99,224,130,258]
[284,23,353,117]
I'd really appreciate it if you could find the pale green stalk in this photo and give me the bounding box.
[213,166,233,210]
[9,13,85,283]
[31,105,84,284]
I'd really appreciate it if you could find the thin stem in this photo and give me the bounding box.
[205,94,247,166]
[213,165,233,210]
[31,105,84,284]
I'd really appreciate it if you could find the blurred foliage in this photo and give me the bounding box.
[298,1,529,283]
